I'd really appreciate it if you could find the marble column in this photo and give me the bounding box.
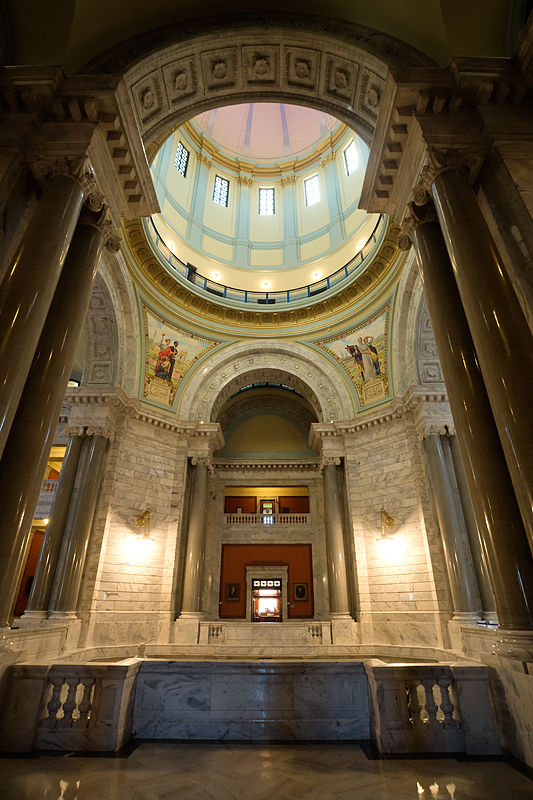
[180,460,209,617]
[423,432,480,620]
[49,429,110,618]
[405,204,533,631]
[21,429,85,620]
[428,156,533,551]
[322,460,350,617]
[0,213,109,628]
[448,434,496,620]
[0,166,90,459]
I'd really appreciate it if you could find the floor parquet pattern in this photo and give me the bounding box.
[0,743,532,800]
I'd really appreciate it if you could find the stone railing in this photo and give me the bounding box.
[365,662,501,755]
[41,479,58,494]
[223,513,310,525]
[0,660,140,752]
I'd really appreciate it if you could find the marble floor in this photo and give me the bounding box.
[0,743,532,800]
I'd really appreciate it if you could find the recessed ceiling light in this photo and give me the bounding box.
[262,281,270,288]
[358,240,365,250]
[168,242,175,251]
[313,271,320,280]
[213,272,220,280]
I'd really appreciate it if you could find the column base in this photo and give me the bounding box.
[492,630,533,661]
[17,610,49,627]
[48,611,79,621]
[451,611,481,623]
[175,614,201,644]
[482,611,499,624]
[330,616,359,645]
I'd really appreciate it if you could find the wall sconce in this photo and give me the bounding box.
[377,507,396,554]
[132,507,154,554]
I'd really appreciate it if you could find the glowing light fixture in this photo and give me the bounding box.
[44,519,49,525]
[212,272,220,280]
[262,281,270,288]
[131,507,154,555]
[168,242,175,251]
[358,240,365,251]
[376,507,396,554]
[313,271,321,280]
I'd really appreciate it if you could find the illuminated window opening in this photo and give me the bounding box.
[174,142,189,177]
[259,187,275,215]
[344,141,358,176]
[213,175,229,207]
[304,175,320,206]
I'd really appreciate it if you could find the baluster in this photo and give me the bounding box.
[61,677,80,722]
[437,676,456,727]
[46,677,64,721]
[406,679,424,729]
[421,678,439,730]
[77,678,94,722]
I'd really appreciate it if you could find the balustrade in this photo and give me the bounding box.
[223,512,309,525]
[41,479,58,494]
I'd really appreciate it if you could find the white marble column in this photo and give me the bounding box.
[180,459,210,617]
[322,459,350,617]
[423,432,481,621]
[49,428,111,619]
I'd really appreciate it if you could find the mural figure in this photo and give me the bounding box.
[316,302,390,407]
[141,302,219,407]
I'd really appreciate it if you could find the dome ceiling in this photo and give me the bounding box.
[192,103,339,162]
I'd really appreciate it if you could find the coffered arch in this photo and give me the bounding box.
[177,340,355,422]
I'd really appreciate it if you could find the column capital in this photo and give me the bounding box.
[191,456,214,475]
[321,456,341,469]
[197,152,212,170]
[398,192,439,251]
[85,425,115,441]
[280,174,297,188]
[63,425,87,438]
[237,175,253,187]
[79,202,121,253]
[420,147,485,191]
[418,424,447,441]
[31,154,96,197]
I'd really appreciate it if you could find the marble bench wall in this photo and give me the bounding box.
[132,660,370,741]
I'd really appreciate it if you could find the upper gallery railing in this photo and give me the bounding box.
[146,214,384,306]
[224,513,309,525]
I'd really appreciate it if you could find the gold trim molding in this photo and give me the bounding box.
[122,217,404,332]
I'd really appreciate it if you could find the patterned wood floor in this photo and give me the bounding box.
[0,743,532,800]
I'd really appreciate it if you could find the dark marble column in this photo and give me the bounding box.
[49,429,110,619]
[403,202,533,631]
[0,211,112,628]
[428,156,533,553]
[0,165,91,460]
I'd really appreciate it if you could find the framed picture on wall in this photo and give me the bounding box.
[293,583,308,601]
[225,583,240,601]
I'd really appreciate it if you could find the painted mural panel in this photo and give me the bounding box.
[315,302,390,407]
[142,302,219,408]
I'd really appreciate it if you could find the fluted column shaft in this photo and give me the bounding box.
[431,167,533,551]
[447,434,495,618]
[323,463,350,616]
[0,223,104,628]
[413,216,533,630]
[0,174,85,459]
[50,433,108,617]
[180,463,209,616]
[423,434,480,618]
[23,432,85,617]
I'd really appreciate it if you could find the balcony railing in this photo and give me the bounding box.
[146,214,384,306]
[224,513,309,525]
[41,479,58,494]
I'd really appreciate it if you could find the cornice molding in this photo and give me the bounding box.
[213,458,320,470]
[123,217,403,332]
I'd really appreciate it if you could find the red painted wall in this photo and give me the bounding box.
[279,496,310,513]
[219,543,313,619]
[13,530,44,617]
[224,496,257,513]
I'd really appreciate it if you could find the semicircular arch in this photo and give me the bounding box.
[177,340,355,422]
